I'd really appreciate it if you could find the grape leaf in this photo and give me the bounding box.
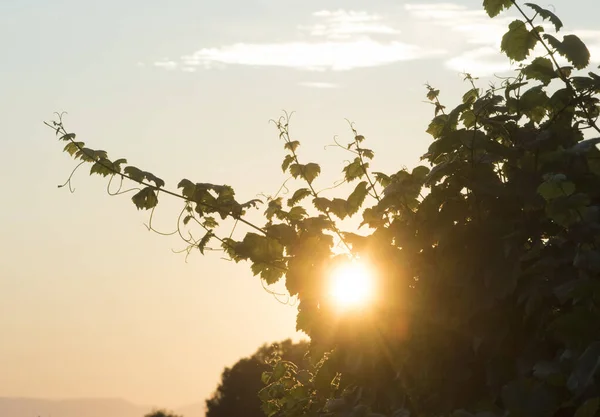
[282,154,294,173]
[303,163,321,184]
[198,231,213,255]
[501,20,538,62]
[543,34,590,70]
[90,158,114,177]
[346,181,369,216]
[288,188,311,207]
[525,3,563,32]
[522,57,557,86]
[560,35,590,70]
[344,158,366,182]
[131,187,159,210]
[483,0,512,17]
[285,141,300,152]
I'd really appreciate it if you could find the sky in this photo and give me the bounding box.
[1,0,599,411]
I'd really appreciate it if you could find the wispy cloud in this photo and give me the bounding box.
[298,82,339,89]
[300,10,400,39]
[153,9,443,72]
[406,3,600,76]
[178,40,437,71]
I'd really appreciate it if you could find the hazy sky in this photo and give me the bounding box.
[1,0,599,410]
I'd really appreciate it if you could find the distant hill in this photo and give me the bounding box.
[0,397,204,417]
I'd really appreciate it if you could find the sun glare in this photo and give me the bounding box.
[329,260,374,309]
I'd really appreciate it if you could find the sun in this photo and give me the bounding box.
[328,260,374,309]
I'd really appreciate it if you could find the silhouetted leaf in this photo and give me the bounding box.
[59,133,76,141]
[303,163,321,184]
[544,34,590,70]
[560,35,590,70]
[329,198,348,219]
[344,158,366,182]
[198,231,213,254]
[501,20,538,61]
[285,141,300,152]
[288,188,311,207]
[483,0,512,17]
[522,57,557,85]
[567,342,600,392]
[574,397,599,417]
[427,115,448,139]
[131,187,158,210]
[90,158,114,177]
[124,166,145,183]
[113,158,127,173]
[63,141,84,156]
[282,154,294,173]
[525,3,563,32]
[347,181,369,216]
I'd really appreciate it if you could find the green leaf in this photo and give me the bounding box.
[59,133,76,141]
[203,216,218,228]
[288,206,307,221]
[346,181,369,216]
[501,379,558,417]
[525,3,563,32]
[411,166,430,181]
[76,148,106,162]
[567,342,600,393]
[426,87,440,101]
[462,88,479,104]
[124,166,145,183]
[359,148,375,159]
[537,175,575,200]
[520,86,549,123]
[426,115,449,139]
[303,163,321,184]
[501,20,538,61]
[543,34,591,70]
[90,158,114,177]
[63,141,84,156]
[328,198,348,219]
[574,397,600,417]
[112,158,127,173]
[197,231,213,254]
[282,154,294,173]
[145,172,165,188]
[285,140,300,152]
[483,0,512,17]
[543,34,562,51]
[251,261,286,284]
[560,35,590,70]
[522,57,557,86]
[288,188,311,207]
[344,158,366,182]
[131,187,158,210]
[313,197,331,213]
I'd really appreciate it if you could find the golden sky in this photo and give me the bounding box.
[1,0,599,409]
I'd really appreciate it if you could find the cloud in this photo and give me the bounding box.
[178,40,439,71]
[298,82,339,89]
[154,60,178,70]
[446,47,511,75]
[153,9,443,72]
[300,10,400,39]
[405,3,600,76]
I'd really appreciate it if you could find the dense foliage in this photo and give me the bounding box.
[144,409,182,417]
[206,340,308,417]
[49,1,600,417]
